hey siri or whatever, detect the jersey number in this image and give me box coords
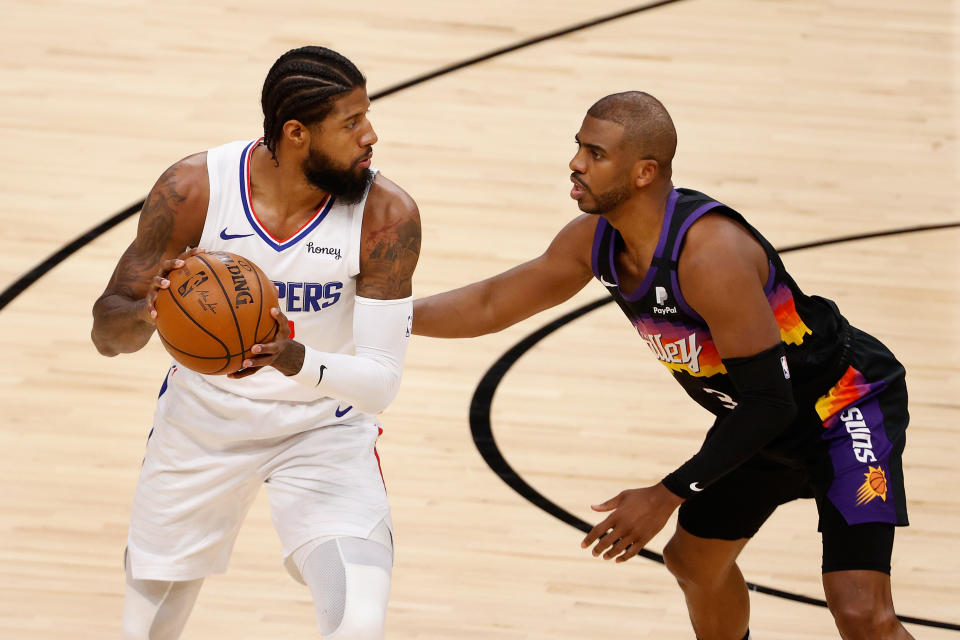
[703,387,738,410]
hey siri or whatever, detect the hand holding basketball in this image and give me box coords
[141,247,205,324]
[154,250,280,374]
[226,307,302,379]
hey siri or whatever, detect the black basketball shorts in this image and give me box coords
[677,327,908,574]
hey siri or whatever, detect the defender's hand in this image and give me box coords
[227,308,298,379]
[581,483,684,563]
[141,247,204,324]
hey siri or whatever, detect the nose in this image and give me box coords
[361,121,378,148]
[569,148,586,174]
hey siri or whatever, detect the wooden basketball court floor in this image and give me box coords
[1,0,957,637]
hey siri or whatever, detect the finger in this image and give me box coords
[228,366,264,379]
[603,533,636,560]
[616,542,643,563]
[591,491,624,512]
[158,258,186,276]
[581,517,614,548]
[270,306,289,325]
[269,308,291,339]
[249,336,288,355]
[582,516,618,552]
[240,351,279,368]
[592,525,625,557]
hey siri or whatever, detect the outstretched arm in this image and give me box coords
[90,154,208,356]
[413,214,598,338]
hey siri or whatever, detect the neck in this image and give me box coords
[250,144,330,218]
[601,181,674,250]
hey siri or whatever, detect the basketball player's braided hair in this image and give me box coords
[261,46,366,161]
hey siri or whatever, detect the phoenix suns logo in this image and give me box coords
[855,466,888,506]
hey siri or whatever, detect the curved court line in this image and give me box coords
[469,223,960,631]
[0,0,955,628]
[0,0,685,312]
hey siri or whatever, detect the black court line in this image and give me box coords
[1,0,956,629]
[0,0,684,312]
[469,222,960,631]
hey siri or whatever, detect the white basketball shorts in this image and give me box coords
[125,367,391,582]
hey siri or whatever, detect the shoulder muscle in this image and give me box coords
[357,173,422,299]
[678,213,779,358]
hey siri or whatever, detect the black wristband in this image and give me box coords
[662,343,797,499]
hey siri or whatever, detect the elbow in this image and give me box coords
[769,395,798,435]
[91,328,119,357]
[353,374,402,415]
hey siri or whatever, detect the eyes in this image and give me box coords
[573,139,603,160]
[345,110,371,131]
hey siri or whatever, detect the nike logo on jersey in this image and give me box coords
[689,482,704,492]
[600,275,617,288]
[316,365,327,386]
[335,405,353,418]
[219,228,254,240]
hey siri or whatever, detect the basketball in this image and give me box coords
[154,251,280,374]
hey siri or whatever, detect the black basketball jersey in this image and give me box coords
[591,188,850,418]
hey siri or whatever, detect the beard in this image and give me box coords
[302,147,374,205]
[576,178,632,215]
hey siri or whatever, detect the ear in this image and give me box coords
[633,159,660,189]
[281,119,310,150]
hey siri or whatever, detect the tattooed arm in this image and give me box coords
[239,174,420,413]
[356,174,421,300]
[91,154,208,356]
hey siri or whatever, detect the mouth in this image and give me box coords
[356,150,373,169]
[570,174,588,200]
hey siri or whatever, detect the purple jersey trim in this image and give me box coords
[590,217,606,280]
[608,190,679,301]
[670,201,724,261]
[610,238,659,302]
[670,269,705,325]
[662,199,723,323]
[656,190,681,259]
[764,260,776,295]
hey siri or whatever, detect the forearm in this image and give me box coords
[662,344,797,499]
[290,296,411,413]
[413,282,500,338]
[91,295,155,356]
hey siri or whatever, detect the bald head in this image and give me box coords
[587,91,677,179]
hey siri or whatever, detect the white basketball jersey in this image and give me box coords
[168,138,376,421]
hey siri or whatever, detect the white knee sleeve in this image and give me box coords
[121,551,204,640]
[295,521,393,639]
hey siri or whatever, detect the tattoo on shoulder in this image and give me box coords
[358,216,422,299]
[105,165,186,297]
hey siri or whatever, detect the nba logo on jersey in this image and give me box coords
[781,355,791,380]
[656,286,669,305]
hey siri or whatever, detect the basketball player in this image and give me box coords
[91,46,419,639]
[413,92,913,640]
